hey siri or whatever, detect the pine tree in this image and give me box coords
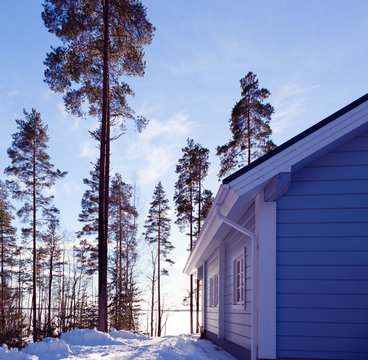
[42,0,154,332]
[77,160,100,276]
[41,214,62,336]
[0,180,17,346]
[5,108,67,342]
[143,182,173,337]
[174,139,212,333]
[78,160,99,239]
[109,173,139,330]
[12,243,28,348]
[217,72,276,179]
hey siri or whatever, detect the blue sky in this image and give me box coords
[0,0,367,315]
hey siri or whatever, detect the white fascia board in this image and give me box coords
[231,101,368,198]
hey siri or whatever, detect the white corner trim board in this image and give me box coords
[256,190,276,359]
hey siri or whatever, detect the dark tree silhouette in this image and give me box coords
[42,0,154,331]
[0,180,17,344]
[143,182,173,337]
[174,138,212,333]
[5,109,66,342]
[217,72,276,179]
[109,173,139,330]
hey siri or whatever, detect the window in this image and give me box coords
[233,253,245,305]
[209,273,218,307]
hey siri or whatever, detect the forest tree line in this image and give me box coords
[1,0,276,348]
[0,67,276,348]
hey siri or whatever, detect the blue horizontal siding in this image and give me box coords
[278,279,368,294]
[276,130,368,359]
[278,307,368,324]
[337,134,368,151]
[277,251,368,265]
[278,222,368,237]
[285,179,368,195]
[311,150,368,166]
[277,321,368,338]
[277,336,368,352]
[292,165,368,181]
[277,265,368,279]
[278,293,368,308]
[278,208,368,223]
[278,349,368,360]
[277,237,368,251]
[278,193,368,209]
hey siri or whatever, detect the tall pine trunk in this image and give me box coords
[47,248,53,335]
[247,104,251,165]
[189,184,193,334]
[32,143,37,342]
[0,230,4,333]
[196,172,202,333]
[157,200,161,336]
[17,253,23,340]
[118,206,122,329]
[60,247,66,333]
[98,0,110,333]
[150,270,155,336]
[125,245,130,329]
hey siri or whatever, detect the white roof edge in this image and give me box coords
[184,96,368,275]
[231,100,368,194]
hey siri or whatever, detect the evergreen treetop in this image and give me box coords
[143,182,173,265]
[217,72,276,179]
[5,108,67,222]
[42,0,154,131]
[174,138,212,244]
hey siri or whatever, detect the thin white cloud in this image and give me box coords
[42,89,54,102]
[140,112,192,140]
[57,102,68,119]
[272,84,320,134]
[126,111,196,185]
[63,181,81,196]
[56,102,82,132]
[79,139,99,158]
[8,90,20,97]
[138,145,174,184]
[165,53,215,77]
[136,100,164,119]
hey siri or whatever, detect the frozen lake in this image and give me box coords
[139,309,202,335]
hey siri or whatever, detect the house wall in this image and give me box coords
[206,248,219,335]
[203,202,255,359]
[223,202,255,350]
[276,129,368,359]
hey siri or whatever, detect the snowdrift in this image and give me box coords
[0,329,235,360]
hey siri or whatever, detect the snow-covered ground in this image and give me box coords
[0,329,236,360]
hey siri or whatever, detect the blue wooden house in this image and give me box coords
[184,94,368,360]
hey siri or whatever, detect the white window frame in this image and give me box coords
[233,250,246,306]
[209,273,218,307]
